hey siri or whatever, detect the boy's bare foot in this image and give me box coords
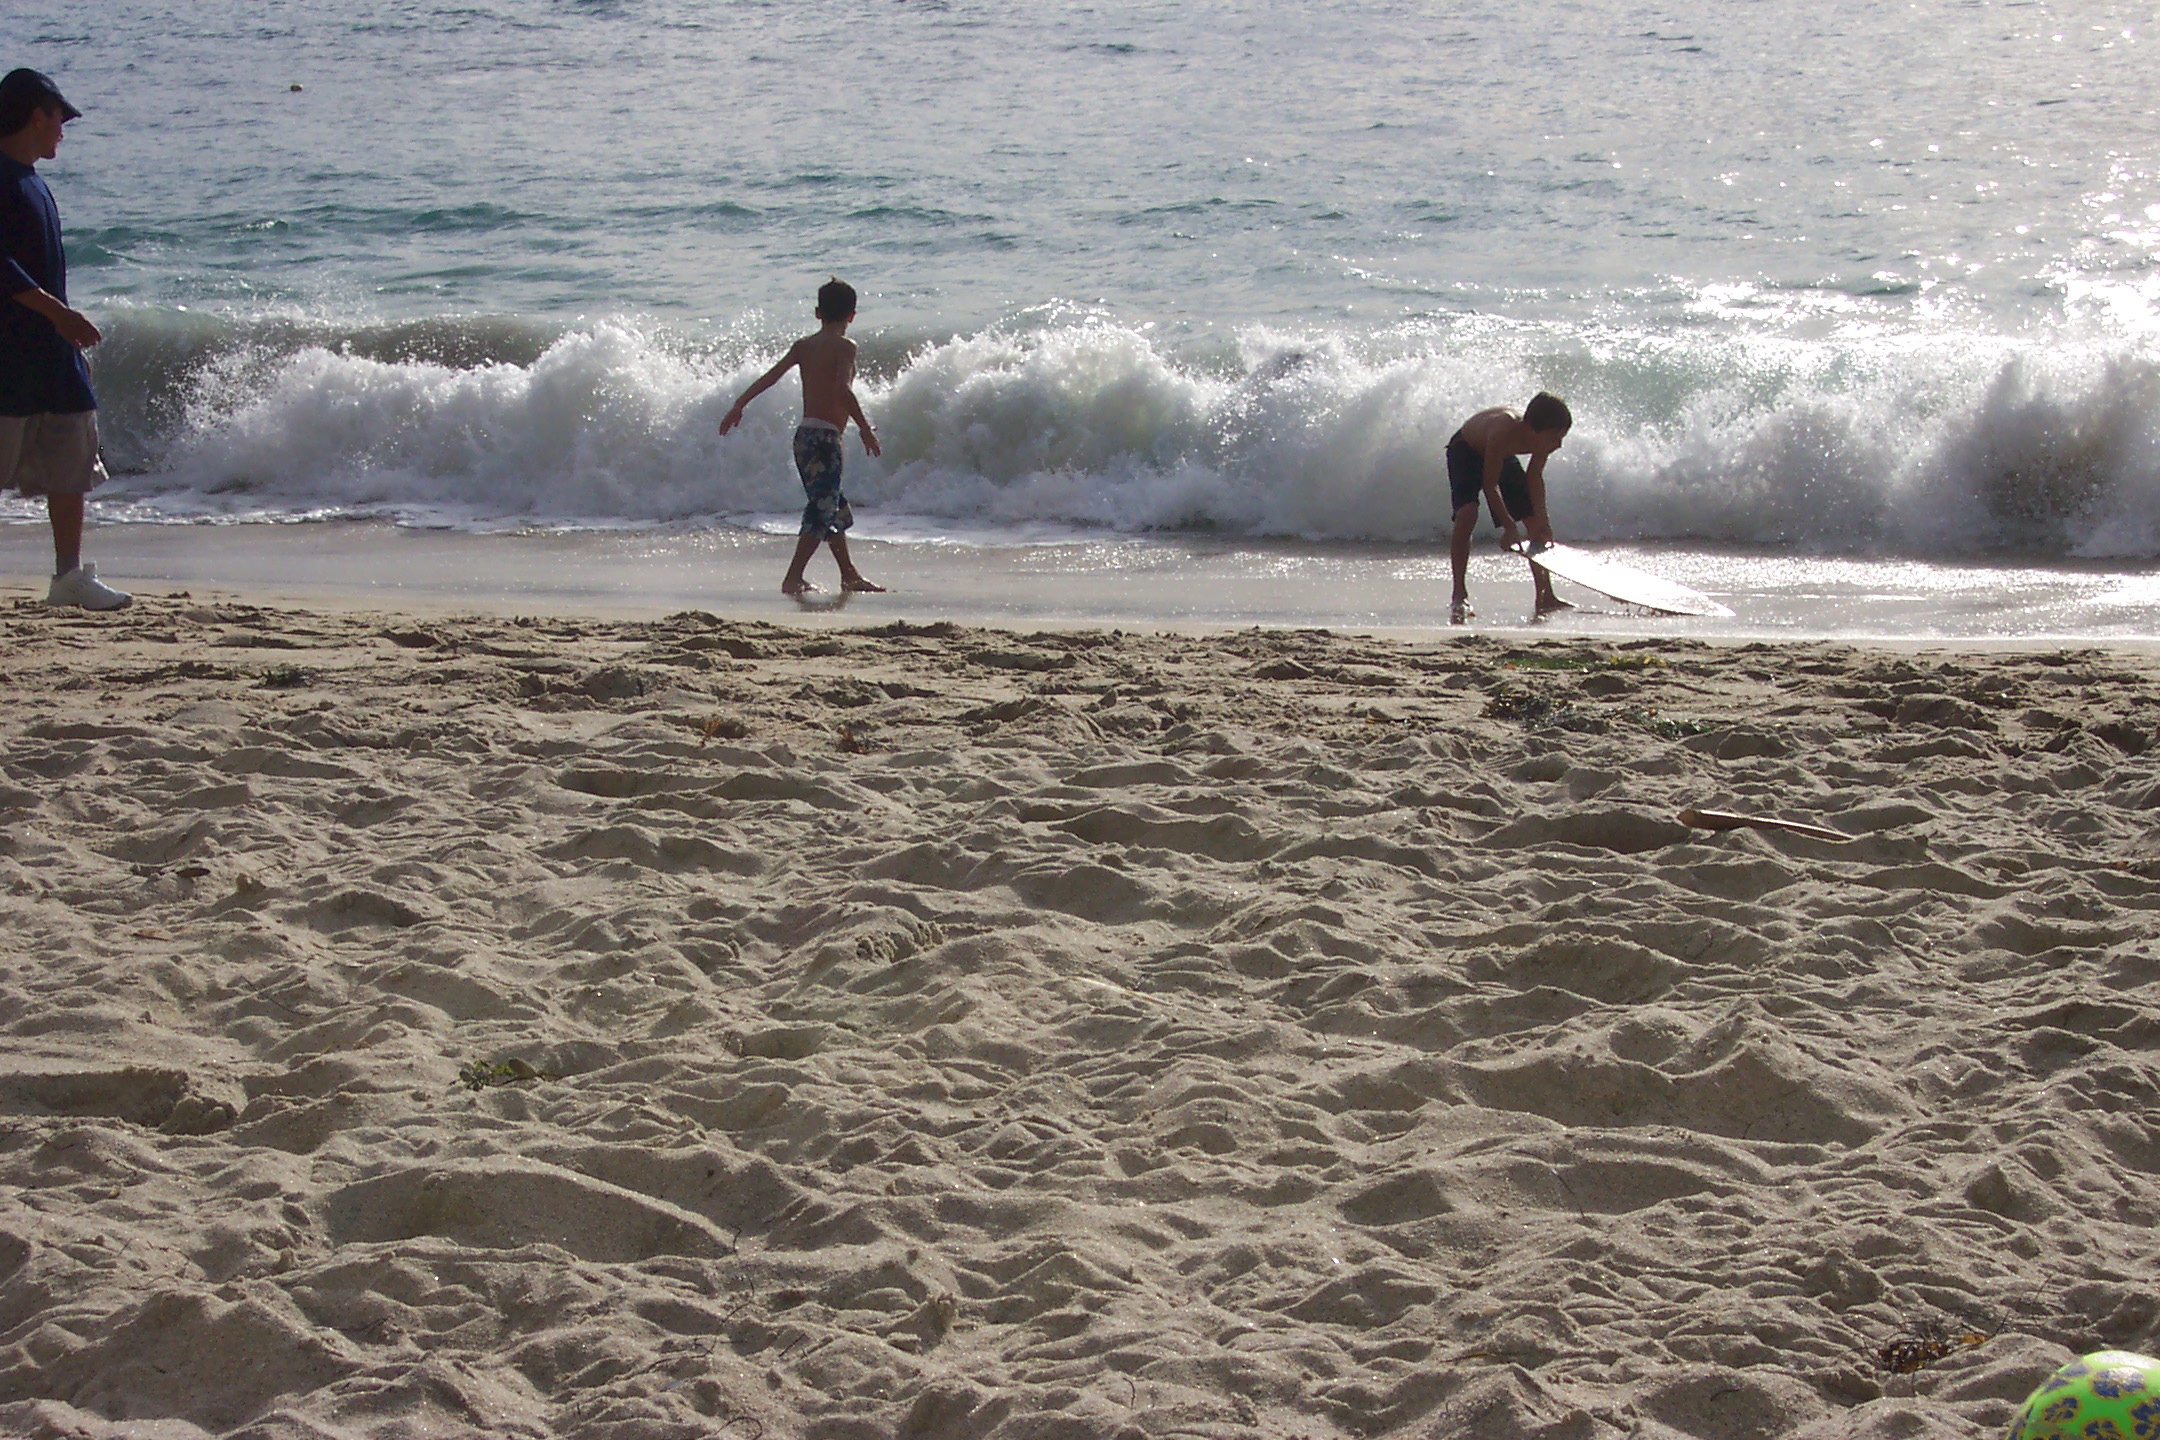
[1449,597,1474,625]
[1535,595,1576,615]
[782,579,820,596]
[841,576,885,593]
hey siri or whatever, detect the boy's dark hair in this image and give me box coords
[816,277,857,322]
[1524,392,1572,436]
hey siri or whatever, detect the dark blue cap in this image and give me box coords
[0,69,83,128]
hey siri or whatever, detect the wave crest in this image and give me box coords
[80,307,2160,558]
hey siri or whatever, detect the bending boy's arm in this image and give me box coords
[718,342,802,435]
[1523,452,1555,544]
[1482,448,1522,542]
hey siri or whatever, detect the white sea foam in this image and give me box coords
[75,308,2160,560]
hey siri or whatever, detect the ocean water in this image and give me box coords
[4,0,2160,633]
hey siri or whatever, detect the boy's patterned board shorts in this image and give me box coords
[792,421,854,538]
[0,411,107,497]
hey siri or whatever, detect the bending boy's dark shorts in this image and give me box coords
[1446,432,1532,527]
[792,421,854,538]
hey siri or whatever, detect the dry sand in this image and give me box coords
[3,597,2159,1439]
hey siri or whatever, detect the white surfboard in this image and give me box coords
[1512,542,1734,617]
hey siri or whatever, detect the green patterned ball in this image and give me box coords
[2009,1352,2160,1440]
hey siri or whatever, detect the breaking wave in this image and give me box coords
[66,304,2160,559]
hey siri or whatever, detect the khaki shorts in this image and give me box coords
[0,411,108,497]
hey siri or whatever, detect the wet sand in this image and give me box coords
[10,518,2157,640]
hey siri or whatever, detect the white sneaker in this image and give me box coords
[47,562,133,611]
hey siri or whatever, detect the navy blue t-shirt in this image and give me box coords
[0,153,97,417]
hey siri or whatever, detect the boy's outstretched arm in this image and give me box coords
[1523,451,1556,545]
[718,341,804,435]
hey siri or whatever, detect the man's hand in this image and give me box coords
[860,425,881,458]
[1502,521,1524,550]
[52,307,100,348]
[718,404,744,436]
[1527,515,1553,547]
[14,288,101,348]
[13,287,100,345]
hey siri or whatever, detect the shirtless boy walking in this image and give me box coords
[719,277,884,596]
[1446,392,1572,623]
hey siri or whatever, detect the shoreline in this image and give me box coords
[8,518,2160,644]
[3,597,2158,1436]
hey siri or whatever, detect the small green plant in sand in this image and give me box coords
[455,1057,558,1091]
[1617,706,1715,740]
[1483,683,1604,733]
[1503,652,1666,673]
[1486,682,1711,741]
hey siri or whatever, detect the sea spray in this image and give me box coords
[68,308,2160,559]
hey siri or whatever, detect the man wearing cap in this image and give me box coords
[1,67,129,610]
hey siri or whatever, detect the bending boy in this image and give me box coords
[719,277,884,596]
[1446,391,1571,623]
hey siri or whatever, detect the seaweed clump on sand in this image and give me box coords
[456,1057,557,1092]
[1483,681,1605,734]
[1875,1314,1991,1376]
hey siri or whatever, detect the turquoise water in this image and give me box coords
[4,0,2160,628]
